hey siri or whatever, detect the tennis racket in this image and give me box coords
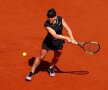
[77,41,100,54]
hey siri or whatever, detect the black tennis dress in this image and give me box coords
[42,16,65,51]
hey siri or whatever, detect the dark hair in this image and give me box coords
[47,8,56,18]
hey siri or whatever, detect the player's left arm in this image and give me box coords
[62,18,77,44]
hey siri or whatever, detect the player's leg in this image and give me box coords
[31,49,48,73]
[48,50,62,77]
[26,49,48,81]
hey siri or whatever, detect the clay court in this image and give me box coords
[0,0,108,90]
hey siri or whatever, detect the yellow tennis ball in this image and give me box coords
[22,52,27,56]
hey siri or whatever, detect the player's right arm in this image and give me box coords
[45,27,72,42]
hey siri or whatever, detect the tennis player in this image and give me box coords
[26,8,77,81]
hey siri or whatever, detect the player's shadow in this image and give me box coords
[28,57,89,75]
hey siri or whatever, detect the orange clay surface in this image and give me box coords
[0,0,108,90]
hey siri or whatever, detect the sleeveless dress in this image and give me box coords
[42,16,65,51]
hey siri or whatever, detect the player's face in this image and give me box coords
[48,16,57,24]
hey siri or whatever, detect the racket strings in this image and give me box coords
[83,43,100,53]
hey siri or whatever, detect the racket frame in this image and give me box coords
[77,41,100,54]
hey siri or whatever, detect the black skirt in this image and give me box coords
[42,36,65,51]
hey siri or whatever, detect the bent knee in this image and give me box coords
[38,49,48,60]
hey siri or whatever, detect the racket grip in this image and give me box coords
[72,42,78,45]
[76,42,78,45]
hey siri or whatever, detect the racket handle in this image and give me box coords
[71,42,78,45]
[76,42,78,45]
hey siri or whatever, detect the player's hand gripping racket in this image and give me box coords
[76,41,100,54]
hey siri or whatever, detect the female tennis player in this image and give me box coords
[26,8,77,81]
